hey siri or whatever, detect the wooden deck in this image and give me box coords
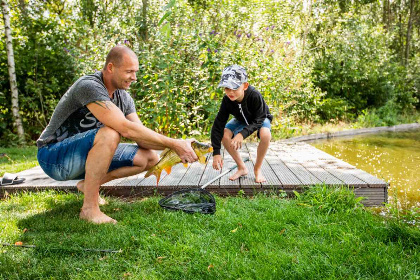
[0,143,388,206]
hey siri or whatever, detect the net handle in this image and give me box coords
[200,158,250,189]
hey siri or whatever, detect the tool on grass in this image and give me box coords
[1,243,122,253]
[159,158,250,214]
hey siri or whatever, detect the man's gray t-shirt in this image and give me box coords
[37,71,136,148]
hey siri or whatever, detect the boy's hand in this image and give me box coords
[212,155,223,170]
[230,133,244,150]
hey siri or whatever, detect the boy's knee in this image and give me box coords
[259,128,271,141]
[222,129,233,142]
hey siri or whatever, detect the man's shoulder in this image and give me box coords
[71,72,106,93]
[76,72,104,86]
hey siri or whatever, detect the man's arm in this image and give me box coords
[87,101,197,163]
[126,112,142,124]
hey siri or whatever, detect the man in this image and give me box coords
[37,45,198,224]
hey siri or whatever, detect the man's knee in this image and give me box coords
[95,126,121,147]
[133,148,159,169]
[146,149,159,166]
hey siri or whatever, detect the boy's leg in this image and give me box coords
[222,128,248,180]
[254,127,271,183]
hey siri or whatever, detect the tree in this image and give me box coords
[1,0,25,144]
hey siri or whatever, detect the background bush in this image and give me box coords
[1,0,419,145]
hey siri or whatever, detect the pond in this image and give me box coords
[310,129,420,210]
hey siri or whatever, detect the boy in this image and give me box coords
[211,65,273,183]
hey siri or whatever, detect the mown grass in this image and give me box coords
[1,188,419,280]
[0,146,38,177]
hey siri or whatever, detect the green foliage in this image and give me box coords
[295,184,365,214]
[310,2,418,122]
[0,146,38,176]
[0,0,419,143]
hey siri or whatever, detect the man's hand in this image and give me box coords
[172,138,198,164]
[212,154,223,170]
[230,133,244,150]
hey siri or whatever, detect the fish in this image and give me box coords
[145,141,213,185]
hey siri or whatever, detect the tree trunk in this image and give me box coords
[1,0,26,144]
[141,0,148,41]
[302,0,312,56]
[382,0,390,32]
[404,0,415,65]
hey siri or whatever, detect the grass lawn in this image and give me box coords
[0,146,38,177]
[0,145,419,279]
[1,188,419,279]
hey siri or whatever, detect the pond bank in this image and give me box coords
[279,123,420,142]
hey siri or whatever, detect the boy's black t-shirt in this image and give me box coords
[211,85,273,156]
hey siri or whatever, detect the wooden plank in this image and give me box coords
[299,160,344,185]
[282,160,321,186]
[219,150,241,188]
[177,161,208,187]
[2,142,388,206]
[239,157,261,188]
[14,166,59,186]
[102,178,127,187]
[116,173,145,186]
[263,146,301,187]
[199,157,221,189]
[156,163,189,189]
[245,143,280,188]
[268,144,322,186]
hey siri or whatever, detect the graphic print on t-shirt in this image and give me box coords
[54,106,103,142]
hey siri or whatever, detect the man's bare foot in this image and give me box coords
[229,168,248,181]
[80,207,117,224]
[254,169,266,183]
[77,180,107,205]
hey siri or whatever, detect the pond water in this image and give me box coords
[310,129,420,210]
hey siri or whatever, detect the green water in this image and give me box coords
[311,129,420,209]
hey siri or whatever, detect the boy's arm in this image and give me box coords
[211,98,230,156]
[239,93,267,139]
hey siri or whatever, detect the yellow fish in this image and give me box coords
[145,141,213,185]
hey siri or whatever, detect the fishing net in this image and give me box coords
[158,158,248,215]
[158,188,216,214]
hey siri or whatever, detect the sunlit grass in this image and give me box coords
[0,189,419,279]
[0,147,38,177]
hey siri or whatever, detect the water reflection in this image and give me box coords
[311,129,420,210]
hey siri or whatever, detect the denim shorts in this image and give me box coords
[37,128,139,181]
[225,118,271,139]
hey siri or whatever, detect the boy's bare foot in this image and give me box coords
[77,180,107,205]
[229,168,248,181]
[80,207,117,224]
[254,169,266,183]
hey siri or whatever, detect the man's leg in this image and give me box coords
[222,128,248,181]
[254,127,271,183]
[79,126,122,224]
[77,148,159,202]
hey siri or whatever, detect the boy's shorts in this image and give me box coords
[37,128,139,181]
[225,118,271,139]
